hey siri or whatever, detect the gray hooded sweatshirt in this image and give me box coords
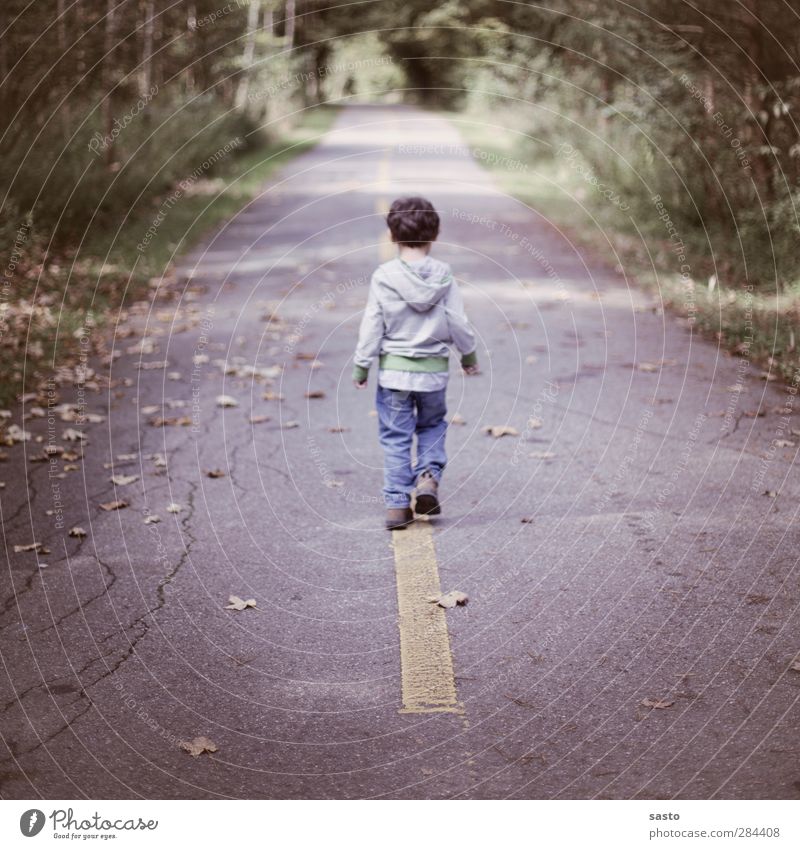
[353,257,477,381]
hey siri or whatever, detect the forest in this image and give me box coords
[1,1,798,394]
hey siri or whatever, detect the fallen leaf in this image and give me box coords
[790,658,800,672]
[99,500,128,511]
[180,736,218,758]
[763,489,778,498]
[641,697,674,709]
[14,542,48,553]
[150,416,192,427]
[432,590,469,609]
[637,362,659,373]
[144,515,161,524]
[529,451,556,460]
[166,503,182,513]
[328,426,349,433]
[216,395,238,408]
[527,417,543,429]
[249,414,271,424]
[283,420,299,429]
[325,479,344,488]
[140,405,160,415]
[225,595,256,611]
[64,464,79,472]
[295,352,316,360]
[68,527,87,538]
[111,474,139,486]
[206,469,226,478]
[6,424,31,442]
[521,517,534,524]
[62,428,88,442]
[482,425,519,438]
[262,391,284,401]
[774,439,795,448]
[450,412,466,425]
[304,390,325,399]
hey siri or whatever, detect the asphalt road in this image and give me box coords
[1,104,799,800]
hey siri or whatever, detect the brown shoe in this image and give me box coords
[385,507,413,530]
[414,470,441,515]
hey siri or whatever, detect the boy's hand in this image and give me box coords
[462,364,480,376]
[354,379,368,389]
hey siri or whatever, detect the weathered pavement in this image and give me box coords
[1,104,799,800]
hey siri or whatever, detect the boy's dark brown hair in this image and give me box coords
[386,196,440,247]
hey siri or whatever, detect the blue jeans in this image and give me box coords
[375,386,448,508]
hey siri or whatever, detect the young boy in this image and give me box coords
[353,196,479,530]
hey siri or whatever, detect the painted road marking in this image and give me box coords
[393,521,461,714]
[376,145,460,714]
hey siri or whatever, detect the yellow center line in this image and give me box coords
[375,145,461,714]
[392,521,462,714]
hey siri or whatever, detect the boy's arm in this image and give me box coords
[352,279,384,383]
[444,277,478,370]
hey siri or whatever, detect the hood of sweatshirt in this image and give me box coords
[378,257,452,313]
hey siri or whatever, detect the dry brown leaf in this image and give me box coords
[249,414,271,424]
[295,352,316,360]
[304,390,325,399]
[527,417,543,429]
[150,416,192,427]
[450,412,466,425]
[111,474,139,486]
[68,527,87,538]
[482,424,519,438]
[432,590,469,609]
[763,489,778,498]
[225,595,256,611]
[166,503,182,514]
[62,428,88,442]
[180,736,218,757]
[529,451,556,460]
[283,420,300,429]
[327,426,349,433]
[641,697,674,709]
[99,500,128,511]
[216,395,238,408]
[637,362,659,373]
[14,542,48,553]
[144,515,161,524]
[774,439,795,448]
[521,517,534,524]
[262,391,284,401]
[790,658,800,672]
[206,469,226,478]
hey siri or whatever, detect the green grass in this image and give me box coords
[449,112,800,386]
[1,105,340,406]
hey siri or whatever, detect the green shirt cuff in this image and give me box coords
[461,350,478,367]
[353,365,369,382]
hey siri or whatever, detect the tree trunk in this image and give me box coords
[285,0,296,48]
[102,0,118,167]
[140,0,155,100]
[235,1,261,111]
